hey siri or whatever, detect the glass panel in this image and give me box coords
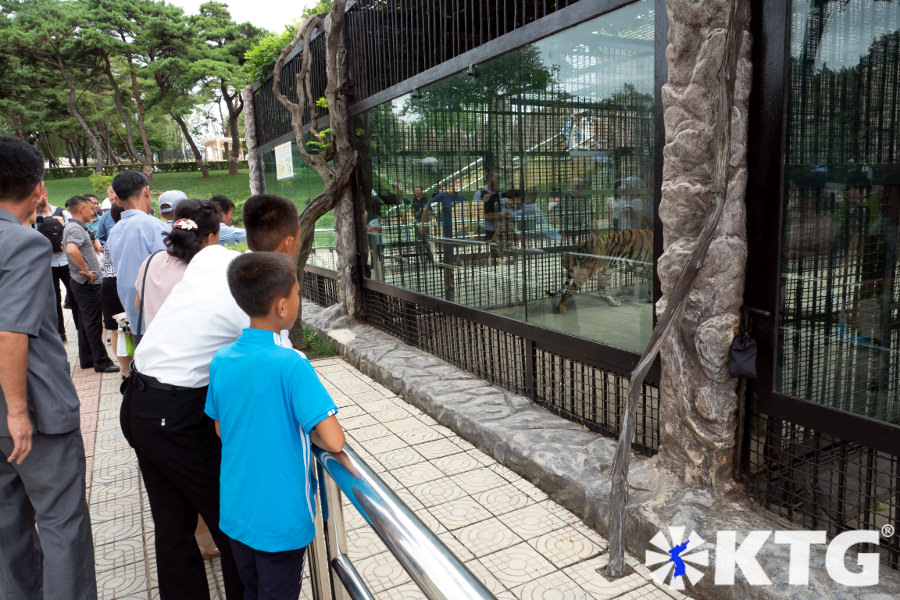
[779,0,900,423]
[355,1,655,352]
[261,139,333,268]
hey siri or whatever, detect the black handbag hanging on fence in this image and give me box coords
[729,328,758,379]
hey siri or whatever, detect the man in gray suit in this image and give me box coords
[0,136,97,599]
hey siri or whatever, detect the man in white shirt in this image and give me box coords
[120,194,300,600]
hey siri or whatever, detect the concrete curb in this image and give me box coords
[303,301,900,600]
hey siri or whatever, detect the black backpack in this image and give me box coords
[37,208,65,252]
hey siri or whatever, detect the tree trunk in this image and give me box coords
[333,186,361,316]
[12,115,25,140]
[172,113,210,178]
[271,0,360,336]
[39,133,57,167]
[221,83,243,175]
[241,86,266,195]
[99,120,116,165]
[64,135,76,166]
[119,43,154,179]
[102,55,143,170]
[57,54,104,172]
[606,0,751,577]
[114,130,139,163]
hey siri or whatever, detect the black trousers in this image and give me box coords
[120,374,243,600]
[51,265,79,335]
[230,539,306,600]
[69,279,112,370]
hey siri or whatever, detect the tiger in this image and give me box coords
[548,228,653,313]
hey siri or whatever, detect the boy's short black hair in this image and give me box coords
[209,194,235,214]
[112,170,149,202]
[243,194,299,251]
[227,252,297,317]
[0,136,44,203]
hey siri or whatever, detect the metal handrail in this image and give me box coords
[309,443,495,600]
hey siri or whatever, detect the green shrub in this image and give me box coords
[44,160,249,180]
[89,172,113,197]
[303,327,336,358]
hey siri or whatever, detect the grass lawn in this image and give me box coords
[45,168,334,233]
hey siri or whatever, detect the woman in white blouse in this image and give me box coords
[134,199,221,329]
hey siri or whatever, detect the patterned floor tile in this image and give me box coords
[475,484,535,516]
[500,504,568,540]
[354,551,411,593]
[464,558,511,596]
[358,433,408,454]
[340,413,380,430]
[427,497,493,530]
[449,467,508,495]
[93,535,146,571]
[379,581,429,599]
[511,570,590,599]
[350,423,391,442]
[335,403,366,418]
[562,555,648,599]
[92,512,145,547]
[452,517,522,558]
[346,527,389,560]
[91,489,143,524]
[511,478,550,502]
[412,438,465,459]
[375,446,426,470]
[383,416,430,434]
[409,477,467,508]
[390,462,445,487]
[95,558,150,599]
[478,542,556,588]
[616,583,686,599]
[528,528,604,568]
[393,489,427,513]
[363,400,412,421]
[437,530,475,562]
[467,448,495,465]
[431,452,483,476]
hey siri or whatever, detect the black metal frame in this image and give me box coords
[255,0,650,156]
[744,0,899,568]
[302,268,660,454]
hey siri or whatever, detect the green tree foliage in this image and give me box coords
[192,2,266,174]
[0,0,268,175]
[401,45,557,121]
[244,0,333,83]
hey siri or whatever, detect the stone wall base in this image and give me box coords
[303,301,899,599]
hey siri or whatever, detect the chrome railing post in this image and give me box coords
[314,444,496,600]
[308,463,336,600]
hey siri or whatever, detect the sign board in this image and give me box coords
[275,141,294,180]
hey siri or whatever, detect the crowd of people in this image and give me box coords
[0,135,345,600]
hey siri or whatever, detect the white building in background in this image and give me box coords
[202,136,246,161]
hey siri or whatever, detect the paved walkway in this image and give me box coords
[64,315,691,599]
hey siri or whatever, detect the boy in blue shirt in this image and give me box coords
[206,251,345,600]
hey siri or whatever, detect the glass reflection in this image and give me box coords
[779,0,900,422]
[353,1,655,352]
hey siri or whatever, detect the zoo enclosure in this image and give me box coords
[254,0,900,569]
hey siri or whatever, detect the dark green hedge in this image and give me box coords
[43,160,249,180]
